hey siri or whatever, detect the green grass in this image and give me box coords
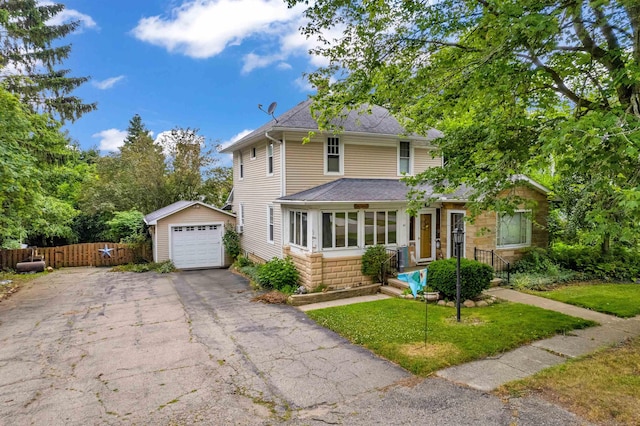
[306,298,595,376]
[500,336,640,425]
[529,283,640,318]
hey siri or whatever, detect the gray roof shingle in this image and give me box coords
[220,100,442,153]
[276,178,473,203]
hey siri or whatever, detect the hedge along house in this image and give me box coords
[220,100,551,290]
[144,200,236,270]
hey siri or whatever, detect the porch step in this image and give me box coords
[387,277,410,291]
[490,277,503,287]
[379,285,405,298]
[380,277,410,298]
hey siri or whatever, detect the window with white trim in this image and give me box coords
[239,152,244,179]
[289,211,308,247]
[326,137,341,173]
[497,210,532,247]
[364,210,397,246]
[239,203,245,226]
[399,141,411,174]
[267,143,273,175]
[322,211,358,249]
[267,205,274,242]
[251,147,256,159]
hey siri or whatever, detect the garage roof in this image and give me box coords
[144,200,235,225]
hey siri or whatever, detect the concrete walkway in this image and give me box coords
[437,287,640,391]
[298,286,640,392]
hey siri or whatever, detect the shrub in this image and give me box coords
[256,257,299,291]
[428,258,493,300]
[234,255,253,268]
[511,270,578,291]
[513,247,558,274]
[239,265,260,283]
[222,223,241,260]
[361,245,393,283]
[549,243,640,281]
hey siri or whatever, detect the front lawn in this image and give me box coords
[529,283,640,318]
[306,299,595,376]
[500,336,640,425]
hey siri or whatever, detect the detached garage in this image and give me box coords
[144,201,236,269]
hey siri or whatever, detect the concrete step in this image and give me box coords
[387,277,409,290]
[379,285,405,298]
[490,277,503,287]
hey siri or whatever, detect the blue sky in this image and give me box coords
[55,0,329,164]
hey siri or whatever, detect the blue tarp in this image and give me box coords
[396,269,428,298]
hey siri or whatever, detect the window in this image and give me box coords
[364,210,397,246]
[399,141,411,174]
[239,203,245,226]
[497,211,532,247]
[289,211,308,247]
[322,211,358,249]
[267,206,274,243]
[267,143,273,175]
[251,147,256,159]
[326,137,341,174]
[239,152,244,179]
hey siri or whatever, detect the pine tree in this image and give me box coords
[0,0,96,122]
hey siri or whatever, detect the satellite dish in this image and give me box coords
[258,101,278,123]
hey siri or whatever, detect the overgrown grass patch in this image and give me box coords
[500,336,640,425]
[306,298,595,376]
[529,283,640,318]
[0,270,49,301]
[110,260,177,273]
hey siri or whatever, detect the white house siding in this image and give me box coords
[414,147,442,172]
[155,206,235,266]
[284,132,441,195]
[232,140,283,262]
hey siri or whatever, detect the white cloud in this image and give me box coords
[219,129,253,152]
[132,0,302,58]
[131,0,333,73]
[293,76,314,92]
[93,75,125,90]
[93,129,127,152]
[40,2,98,31]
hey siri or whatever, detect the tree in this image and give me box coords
[291,0,640,251]
[0,86,75,246]
[81,114,169,214]
[0,0,96,122]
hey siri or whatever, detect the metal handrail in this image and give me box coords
[474,247,510,285]
[381,248,399,285]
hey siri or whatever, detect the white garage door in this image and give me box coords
[171,224,222,269]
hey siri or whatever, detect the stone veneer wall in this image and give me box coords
[283,246,373,290]
[441,185,549,264]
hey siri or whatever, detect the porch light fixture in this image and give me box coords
[453,227,465,322]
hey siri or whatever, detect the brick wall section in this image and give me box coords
[441,185,549,264]
[321,256,373,290]
[283,247,373,290]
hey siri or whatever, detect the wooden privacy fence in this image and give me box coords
[0,242,152,270]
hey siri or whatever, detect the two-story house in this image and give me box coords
[220,99,550,290]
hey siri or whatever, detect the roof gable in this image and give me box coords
[220,100,442,153]
[144,200,235,225]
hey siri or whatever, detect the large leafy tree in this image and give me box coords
[0,0,96,121]
[0,86,75,246]
[291,0,640,250]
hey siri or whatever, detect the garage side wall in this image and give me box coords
[156,206,236,267]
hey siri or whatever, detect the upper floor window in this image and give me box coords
[289,211,308,248]
[267,143,273,175]
[267,205,274,243]
[497,210,531,248]
[399,141,411,174]
[251,147,256,159]
[239,152,244,179]
[326,137,342,174]
[364,210,397,246]
[322,211,357,249]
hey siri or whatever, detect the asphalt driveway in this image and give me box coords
[0,268,590,425]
